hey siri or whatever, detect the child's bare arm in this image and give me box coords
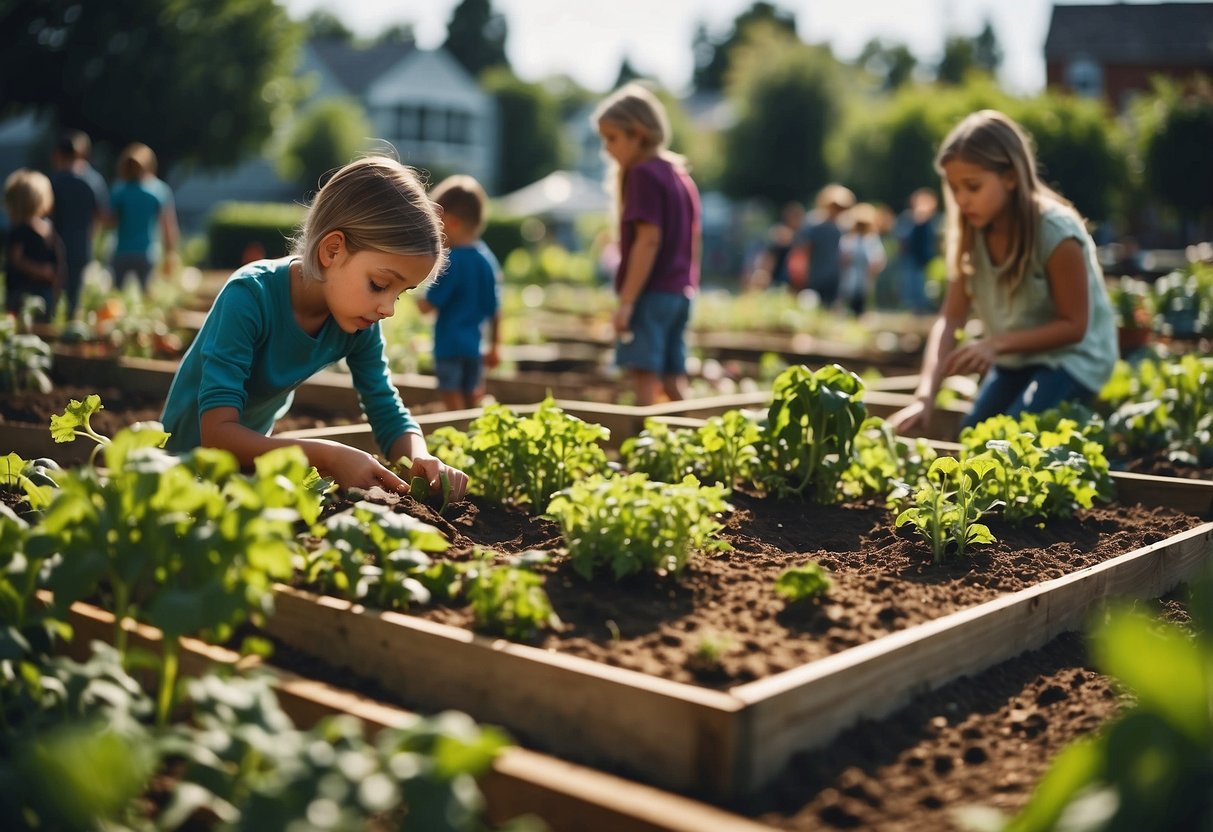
[200,406,408,492]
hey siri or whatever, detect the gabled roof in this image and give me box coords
[1045,3,1213,64]
[308,37,416,95]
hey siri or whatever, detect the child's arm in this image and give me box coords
[159,197,179,276]
[944,239,1088,376]
[484,312,501,369]
[613,221,661,334]
[889,275,970,434]
[200,406,410,491]
[415,296,435,314]
[6,239,58,284]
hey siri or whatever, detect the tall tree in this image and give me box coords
[857,38,918,91]
[613,57,643,90]
[0,0,300,174]
[304,9,353,41]
[973,20,1003,75]
[692,2,798,93]
[936,35,978,85]
[1139,79,1213,242]
[480,68,563,194]
[719,23,842,206]
[442,0,509,78]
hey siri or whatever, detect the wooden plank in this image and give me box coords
[731,521,1213,792]
[1109,470,1213,519]
[264,587,746,796]
[58,596,770,832]
[2,424,91,465]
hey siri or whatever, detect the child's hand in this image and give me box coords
[405,453,469,503]
[328,445,409,493]
[484,345,500,370]
[612,301,633,337]
[888,397,933,436]
[945,340,996,376]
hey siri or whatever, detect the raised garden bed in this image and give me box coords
[57,596,773,832]
[255,471,1211,800]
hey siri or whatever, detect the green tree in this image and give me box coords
[1014,92,1126,222]
[277,98,372,193]
[481,68,563,194]
[692,2,798,93]
[303,9,353,41]
[614,57,644,89]
[0,0,300,173]
[719,24,843,206]
[973,20,1003,75]
[836,80,1003,209]
[442,0,509,78]
[936,36,979,85]
[857,38,919,91]
[1139,79,1213,241]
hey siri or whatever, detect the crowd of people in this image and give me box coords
[3,100,1120,494]
[3,130,178,323]
[743,181,941,318]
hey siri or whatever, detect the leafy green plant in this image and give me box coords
[35,434,323,726]
[840,416,939,502]
[775,562,833,602]
[960,411,1113,522]
[760,364,867,502]
[0,316,52,394]
[427,397,610,513]
[304,501,451,611]
[546,473,733,580]
[464,551,561,641]
[895,456,1002,564]
[622,410,761,488]
[0,453,57,511]
[1100,354,1213,469]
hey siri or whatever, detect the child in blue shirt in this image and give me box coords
[416,175,501,411]
[161,156,468,499]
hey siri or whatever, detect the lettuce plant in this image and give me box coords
[0,453,57,511]
[895,456,1002,563]
[840,416,938,502]
[0,316,52,394]
[774,562,832,602]
[464,551,561,641]
[546,473,732,580]
[760,364,867,502]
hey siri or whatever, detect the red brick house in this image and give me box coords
[1044,2,1213,111]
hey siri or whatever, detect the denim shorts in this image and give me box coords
[614,291,692,375]
[434,356,483,393]
[962,364,1094,430]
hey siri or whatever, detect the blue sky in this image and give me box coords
[284,0,1202,95]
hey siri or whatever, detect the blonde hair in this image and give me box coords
[430,174,488,235]
[936,109,1073,296]
[4,168,53,223]
[117,142,157,181]
[815,183,855,213]
[592,82,687,222]
[289,156,447,282]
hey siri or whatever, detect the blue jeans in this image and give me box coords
[962,364,1094,430]
[434,356,483,394]
[615,291,691,375]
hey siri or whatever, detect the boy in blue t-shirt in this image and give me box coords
[416,175,501,410]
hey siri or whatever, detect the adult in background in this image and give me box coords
[110,142,178,293]
[794,183,855,306]
[49,130,108,320]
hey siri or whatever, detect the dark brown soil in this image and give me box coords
[341,488,1199,689]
